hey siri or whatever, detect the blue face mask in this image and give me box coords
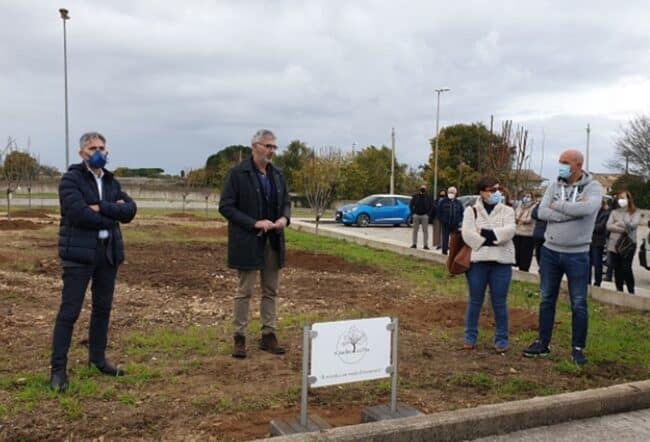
[489,190,502,205]
[88,150,107,169]
[522,196,531,204]
[558,164,571,180]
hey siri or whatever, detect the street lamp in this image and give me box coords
[433,88,450,197]
[59,8,70,170]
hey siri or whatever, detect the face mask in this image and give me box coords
[558,164,572,180]
[419,188,425,194]
[489,191,502,205]
[618,198,628,209]
[448,194,456,200]
[522,196,531,204]
[87,150,108,169]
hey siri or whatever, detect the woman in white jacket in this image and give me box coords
[606,190,641,294]
[461,177,516,353]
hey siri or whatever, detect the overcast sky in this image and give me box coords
[1,1,649,181]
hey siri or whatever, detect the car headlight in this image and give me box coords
[343,206,358,214]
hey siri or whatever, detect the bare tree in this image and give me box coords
[607,115,650,177]
[1,138,38,220]
[295,147,343,249]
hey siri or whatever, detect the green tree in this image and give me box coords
[205,145,251,189]
[274,140,311,191]
[424,123,500,196]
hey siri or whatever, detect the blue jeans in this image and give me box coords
[538,246,589,349]
[464,262,512,348]
[589,245,604,286]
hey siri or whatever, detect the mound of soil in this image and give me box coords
[8,209,53,219]
[0,219,46,230]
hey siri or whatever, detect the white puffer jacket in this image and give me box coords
[461,199,516,264]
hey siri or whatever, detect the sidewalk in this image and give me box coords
[290,218,650,306]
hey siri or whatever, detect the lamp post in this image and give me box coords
[390,128,395,194]
[59,8,70,170]
[433,88,450,197]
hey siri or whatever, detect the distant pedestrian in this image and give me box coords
[410,184,434,249]
[432,189,447,249]
[461,177,515,353]
[437,186,464,255]
[606,190,641,294]
[589,198,610,287]
[523,149,602,366]
[513,192,536,272]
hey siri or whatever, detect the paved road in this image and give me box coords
[304,218,650,297]
[472,408,650,441]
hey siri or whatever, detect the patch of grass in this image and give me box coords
[279,312,324,329]
[448,372,495,391]
[554,360,583,375]
[117,393,137,406]
[497,378,539,396]
[116,363,161,386]
[58,396,83,420]
[67,378,100,398]
[9,374,56,412]
[124,326,219,360]
[0,403,7,419]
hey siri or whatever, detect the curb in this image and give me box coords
[290,220,650,311]
[256,379,650,441]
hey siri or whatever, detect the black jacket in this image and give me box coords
[58,163,137,265]
[437,197,464,230]
[591,208,610,247]
[218,159,291,270]
[410,192,434,216]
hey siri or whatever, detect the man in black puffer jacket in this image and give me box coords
[50,131,137,392]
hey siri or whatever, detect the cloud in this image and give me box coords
[0,0,649,182]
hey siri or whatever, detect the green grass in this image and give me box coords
[449,372,495,391]
[117,393,137,406]
[58,396,83,420]
[116,363,162,386]
[124,326,220,360]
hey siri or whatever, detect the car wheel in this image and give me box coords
[356,213,370,227]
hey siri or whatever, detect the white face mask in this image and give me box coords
[618,198,628,209]
[448,193,456,200]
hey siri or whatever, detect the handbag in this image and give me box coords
[447,207,476,275]
[615,232,636,259]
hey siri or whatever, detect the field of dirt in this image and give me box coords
[0,212,647,441]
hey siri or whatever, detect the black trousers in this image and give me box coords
[513,235,535,272]
[610,251,635,294]
[534,238,545,268]
[441,225,452,254]
[51,241,118,372]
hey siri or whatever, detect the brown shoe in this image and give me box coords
[495,346,508,354]
[259,332,286,355]
[463,343,476,350]
[232,335,247,359]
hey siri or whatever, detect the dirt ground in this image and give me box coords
[0,212,645,441]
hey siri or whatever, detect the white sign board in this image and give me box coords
[310,317,392,388]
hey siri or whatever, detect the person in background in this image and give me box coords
[437,186,464,255]
[603,196,617,282]
[432,189,447,249]
[531,200,547,269]
[513,191,537,272]
[410,184,433,249]
[461,177,515,353]
[606,190,641,294]
[589,198,611,287]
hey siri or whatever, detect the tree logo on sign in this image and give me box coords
[335,325,370,364]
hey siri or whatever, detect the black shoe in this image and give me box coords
[49,370,68,392]
[89,360,125,377]
[435,246,441,250]
[232,335,247,359]
[572,347,587,366]
[603,276,612,282]
[522,340,550,358]
[259,332,286,355]
[410,244,417,249]
[423,246,430,250]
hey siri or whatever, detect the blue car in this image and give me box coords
[335,194,412,227]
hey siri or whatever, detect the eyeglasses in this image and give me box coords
[256,143,278,150]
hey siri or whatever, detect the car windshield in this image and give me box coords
[357,196,379,206]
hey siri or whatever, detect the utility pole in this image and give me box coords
[59,8,70,170]
[433,88,450,197]
[390,128,395,194]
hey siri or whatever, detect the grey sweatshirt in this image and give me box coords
[537,171,603,253]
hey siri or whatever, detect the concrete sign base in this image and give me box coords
[361,403,422,422]
[270,414,331,436]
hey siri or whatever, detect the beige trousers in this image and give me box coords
[233,243,280,337]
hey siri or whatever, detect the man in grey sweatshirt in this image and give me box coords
[522,149,602,366]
